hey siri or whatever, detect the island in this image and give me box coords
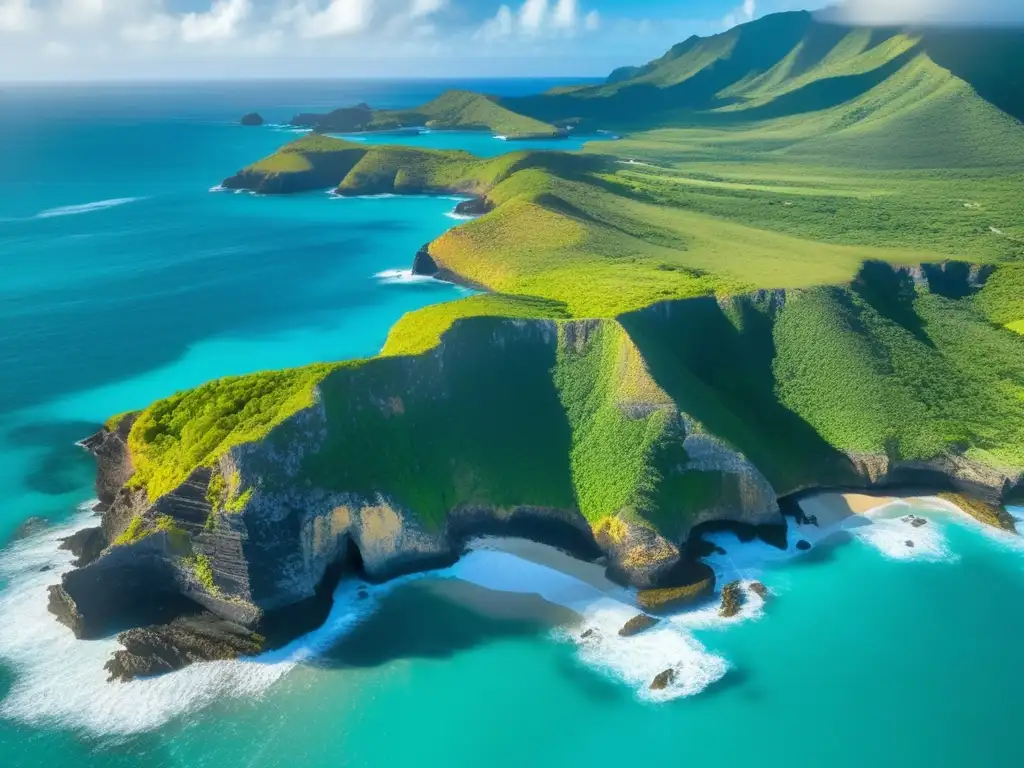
[49,10,1024,682]
[239,112,264,126]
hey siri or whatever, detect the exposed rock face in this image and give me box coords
[59,527,107,567]
[48,533,191,639]
[240,113,264,126]
[453,197,492,217]
[795,540,811,551]
[290,104,379,133]
[619,614,660,636]
[749,582,769,599]
[105,612,263,682]
[79,414,137,509]
[650,668,677,690]
[637,571,715,613]
[719,581,744,617]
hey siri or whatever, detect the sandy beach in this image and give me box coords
[798,492,898,528]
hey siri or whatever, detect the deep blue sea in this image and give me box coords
[1,80,1024,768]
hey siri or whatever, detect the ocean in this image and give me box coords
[1,81,1023,768]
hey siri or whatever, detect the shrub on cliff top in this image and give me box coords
[128,364,336,501]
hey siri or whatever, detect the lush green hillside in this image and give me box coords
[113,10,1024,574]
[506,12,1024,170]
[387,90,561,138]
[290,90,561,138]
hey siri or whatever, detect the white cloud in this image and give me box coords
[0,0,37,32]
[409,0,445,19]
[477,0,598,40]
[824,0,1024,25]
[284,0,374,39]
[476,3,513,40]
[181,0,251,43]
[552,0,575,30]
[519,0,546,34]
[722,0,755,29]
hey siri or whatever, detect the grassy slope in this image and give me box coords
[123,12,1024,532]
[384,90,560,137]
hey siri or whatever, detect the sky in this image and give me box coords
[0,0,1019,81]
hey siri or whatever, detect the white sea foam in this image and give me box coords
[208,184,227,193]
[34,197,144,219]
[451,543,732,702]
[0,508,380,736]
[373,268,437,285]
[445,212,474,221]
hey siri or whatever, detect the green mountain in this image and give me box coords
[507,11,1024,167]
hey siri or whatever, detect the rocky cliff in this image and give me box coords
[48,259,1023,679]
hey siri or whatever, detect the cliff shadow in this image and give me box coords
[314,580,563,669]
[619,295,856,494]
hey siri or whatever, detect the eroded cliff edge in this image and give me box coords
[49,262,1024,680]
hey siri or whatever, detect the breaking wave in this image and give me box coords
[34,198,145,219]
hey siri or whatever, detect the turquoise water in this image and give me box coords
[328,128,607,156]
[2,82,1024,768]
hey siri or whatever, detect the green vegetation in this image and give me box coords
[128,364,336,502]
[382,294,570,357]
[119,11,1024,549]
[187,554,217,593]
[113,516,148,547]
[104,411,133,432]
[112,514,189,553]
[385,90,560,138]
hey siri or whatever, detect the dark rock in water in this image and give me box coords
[906,540,915,548]
[581,628,596,640]
[411,244,439,277]
[748,582,769,599]
[10,516,49,542]
[453,197,492,217]
[650,668,677,691]
[637,570,715,613]
[105,612,264,682]
[719,581,744,618]
[59,526,107,567]
[48,533,193,639]
[240,112,264,126]
[357,588,369,600]
[795,539,812,551]
[911,517,927,528]
[39,564,53,573]
[619,613,660,636]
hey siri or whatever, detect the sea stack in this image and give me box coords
[240,112,264,126]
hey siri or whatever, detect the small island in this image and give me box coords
[239,112,264,126]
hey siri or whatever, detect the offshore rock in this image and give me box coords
[240,112,264,126]
[719,580,744,618]
[619,614,660,636]
[59,526,107,567]
[452,197,492,216]
[650,668,677,690]
[749,582,769,599]
[105,612,263,682]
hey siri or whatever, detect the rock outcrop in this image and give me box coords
[105,612,263,682]
[719,581,744,617]
[240,113,264,126]
[619,614,660,636]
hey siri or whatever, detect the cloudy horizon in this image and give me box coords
[0,1,1019,82]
